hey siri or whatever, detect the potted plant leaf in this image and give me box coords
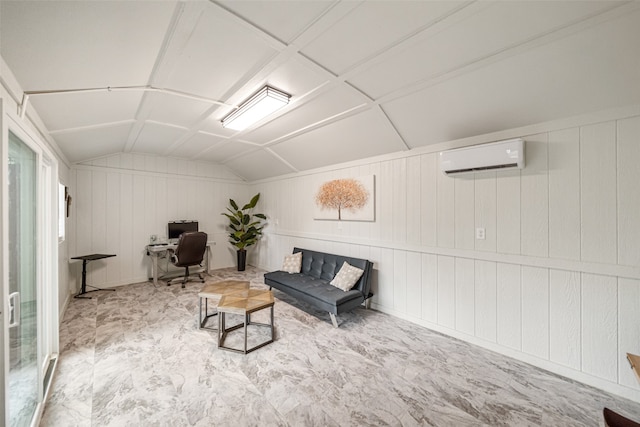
[222,193,267,271]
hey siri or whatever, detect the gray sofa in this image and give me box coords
[264,247,373,327]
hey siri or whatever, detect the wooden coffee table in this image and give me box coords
[217,289,274,354]
[198,280,250,330]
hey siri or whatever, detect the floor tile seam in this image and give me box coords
[239,364,296,426]
[282,402,343,426]
[86,300,100,426]
[55,299,99,425]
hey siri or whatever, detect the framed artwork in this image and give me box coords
[314,175,375,221]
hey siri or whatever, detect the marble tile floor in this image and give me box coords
[41,266,640,426]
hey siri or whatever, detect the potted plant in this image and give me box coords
[222,193,267,271]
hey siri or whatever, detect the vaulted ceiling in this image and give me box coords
[2,1,639,181]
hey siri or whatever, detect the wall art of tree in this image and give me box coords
[315,178,369,220]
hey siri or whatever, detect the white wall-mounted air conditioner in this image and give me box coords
[439,138,525,175]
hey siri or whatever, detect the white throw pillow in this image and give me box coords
[282,252,302,274]
[330,261,364,292]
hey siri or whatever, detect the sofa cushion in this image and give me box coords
[265,271,362,307]
[281,252,302,273]
[330,261,364,291]
[293,248,372,297]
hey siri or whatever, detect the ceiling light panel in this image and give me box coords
[222,86,290,131]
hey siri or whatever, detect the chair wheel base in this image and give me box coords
[167,273,204,289]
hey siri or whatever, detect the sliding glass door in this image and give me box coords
[7,130,39,426]
[2,105,59,427]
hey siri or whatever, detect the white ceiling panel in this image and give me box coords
[198,141,256,164]
[132,122,188,155]
[54,123,131,163]
[244,85,365,144]
[349,1,621,99]
[217,1,334,44]
[171,132,227,158]
[30,91,143,132]
[2,1,637,180]
[147,92,216,128]
[301,1,465,75]
[0,1,176,89]
[225,149,296,181]
[271,108,405,171]
[263,57,329,105]
[164,5,278,100]
[383,9,640,148]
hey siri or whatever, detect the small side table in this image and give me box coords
[198,280,250,330]
[218,289,274,354]
[71,254,116,299]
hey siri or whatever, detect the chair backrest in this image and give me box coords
[173,231,208,267]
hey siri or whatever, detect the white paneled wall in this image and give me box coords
[70,153,249,288]
[618,117,640,267]
[252,111,640,400]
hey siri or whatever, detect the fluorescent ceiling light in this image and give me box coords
[221,85,291,131]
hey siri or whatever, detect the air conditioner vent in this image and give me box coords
[439,139,524,176]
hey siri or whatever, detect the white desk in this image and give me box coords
[146,242,211,286]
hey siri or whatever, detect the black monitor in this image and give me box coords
[168,221,198,240]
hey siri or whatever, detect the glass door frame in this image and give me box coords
[1,99,60,426]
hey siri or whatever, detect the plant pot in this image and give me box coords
[236,249,247,271]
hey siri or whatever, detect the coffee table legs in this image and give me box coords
[199,296,218,330]
[217,306,274,354]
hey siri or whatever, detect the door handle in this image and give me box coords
[8,292,20,328]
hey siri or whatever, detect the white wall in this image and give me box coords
[58,102,640,401]
[69,153,250,289]
[251,106,640,401]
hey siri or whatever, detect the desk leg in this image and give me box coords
[80,260,88,294]
[152,252,159,286]
[74,260,115,299]
[73,260,92,299]
[205,246,210,275]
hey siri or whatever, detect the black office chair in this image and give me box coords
[167,231,208,288]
